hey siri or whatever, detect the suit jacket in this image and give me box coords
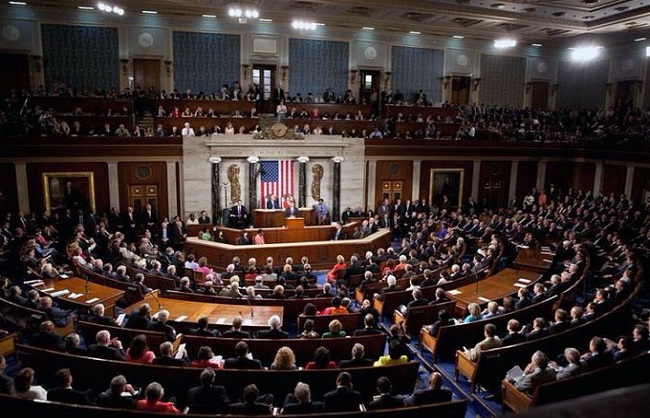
[147,320,177,342]
[265,199,281,209]
[47,387,91,405]
[555,362,583,380]
[30,331,63,350]
[229,402,270,415]
[125,312,151,330]
[0,371,13,395]
[352,327,383,337]
[404,388,453,406]
[467,336,502,361]
[256,328,289,339]
[500,332,526,347]
[187,384,231,414]
[152,356,189,366]
[283,401,324,414]
[367,394,404,410]
[284,207,300,218]
[222,329,251,339]
[223,356,263,370]
[331,229,347,241]
[87,344,126,361]
[338,358,374,368]
[515,367,556,393]
[323,387,362,412]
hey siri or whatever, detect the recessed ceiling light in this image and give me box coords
[453,35,464,39]
[363,26,375,30]
[315,23,325,26]
[142,10,157,14]
[259,18,273,22]
[78,6,94,10]
[491,3,505,9]
[202,14,217,18]
[634,37,646,42]
[9,1,27,5]
[409,31,421,34]
[531,43,542,47]
[494,38,517,48]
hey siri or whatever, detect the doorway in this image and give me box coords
[531,81,549,110]
[451,76,470,105]
[128,184,159,215]
[359,69,381,113]
[381,180,404,202]
[252,64,277,114]
[615,80,636,109]
[133,59,160,93]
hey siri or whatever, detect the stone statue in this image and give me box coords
[311,163,324,200]
[227,164,241,203]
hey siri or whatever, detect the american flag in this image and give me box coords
[260,160,294,206]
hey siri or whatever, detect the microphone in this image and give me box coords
[474,266,480,295]
[245,295,255,318]
[84,273,90,294]
[149,290,163,310]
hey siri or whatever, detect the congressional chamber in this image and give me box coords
[0,1,649,418]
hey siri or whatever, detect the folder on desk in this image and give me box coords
[50,289,70,298]
[447,289,462,295]
[477,296,491,303]
[85,297,99,304]
[41,287,55,292]
[513,283,528,288]
[175,315,188,322]
[517,278,531,284]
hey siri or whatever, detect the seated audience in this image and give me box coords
[186,367,231,414]
[366,376,404,410]
[135,382,180,413]
[404,371,452,406]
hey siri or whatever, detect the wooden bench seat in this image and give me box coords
[0,296,75,337]
[501,353,650,412]
[16,343,421,406]
[394,300,456,338]
[0,392,468,418]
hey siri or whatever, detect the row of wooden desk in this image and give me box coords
[30,277,124,317]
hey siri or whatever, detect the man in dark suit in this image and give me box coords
[284,201,299,218]
[0,354,14,395]
[223,341,263,369]
[323,372,362,412]
[282,382,324,414]
[29,320,64,350]
[404,372,452,406]
[87,330,126,360]
[221,317,251,339]
[140,204,157,232]
[352,314,383,337]
[122,206,137,243]
[228,384,271,415]
[367,376,404,410]
[331,222,347,241]
[152,341,190,366]
[265,194,281,209]
[47,368,92,405]
[197,210,211,225]
[230,199,248,229]
[339,342,374,368]
[255,315,289,339]
[187,367,231,414]
[124,303,152,330]
[500,319,526,346]
[147,309,177,342]
[96,375,137,409]
[85,303,118,326]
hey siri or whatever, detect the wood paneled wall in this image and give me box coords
[546,161,595,195]
[602,164,627,197]
[632,167,650,202]
[26,162,109,216]
[0,163,18,216]
[118,162,169,218]
[515,161,538,200]
[478,161,511,209]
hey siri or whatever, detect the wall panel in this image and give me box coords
[118,162,169,219]
[601,164,627,197]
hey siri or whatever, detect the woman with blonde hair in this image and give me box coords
[270,346,297,370]
[322,319,347,338]
[462,303,482,323]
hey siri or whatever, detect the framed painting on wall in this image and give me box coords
[43,172,96,214]
[429,169,464,210]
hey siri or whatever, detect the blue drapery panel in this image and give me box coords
[41,24,119,91]
[556,59,609,109]
[172,31,241,94]
[288,39,349,99]
[480,54,526,107]
[391,46,443,104]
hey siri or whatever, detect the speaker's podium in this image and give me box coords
[284,217,304,229]
[284,217,304,242]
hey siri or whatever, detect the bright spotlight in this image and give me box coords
[570,46,601,61]
[494,38,517,49]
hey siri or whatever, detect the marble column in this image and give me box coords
[412,159,422,200]
[536,160,547,192]
[166,161,177,219]
[593,162,604,196]
[624,166,635,198]
[107,161,120,210]
[15,163,29,214]
[509,161,519,203]
[247,156,260,217]
[297,156,310,208]
[367,160,377,210]
[209,156,221,225]
[332,156,344,222]
[471,161,481,202]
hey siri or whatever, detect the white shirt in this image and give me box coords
[182,127,195,137]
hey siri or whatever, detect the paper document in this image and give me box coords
[543,259,553,263]
[116,313,126,326]
[513,283,528,288]
[50,289,70,298]
[447,289,462,295]
[68,293,83,299]
[518,278,531,284]
[175,315,188,322]
[41,287,55,292]
[506,365,524,382]
[25,279,44,286]
[541,246,551,252]
[477,296,491,303]
[85,297,99,304]
[59,274,69,279]
[216,317,226,324]
[175,343,186,359]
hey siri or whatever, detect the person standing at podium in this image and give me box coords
[284,201,299,218]
[265,194,281,209]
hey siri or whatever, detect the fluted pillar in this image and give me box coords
[247,156,260,221]
[297,156,309,208]
[332,156,344,222]
[209,156,221,225]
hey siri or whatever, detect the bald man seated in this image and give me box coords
[404,372,453,406]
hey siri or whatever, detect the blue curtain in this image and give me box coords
[173,31,241,94]
[480,54,526,107]
[41,24,119,91]
[391,46,444,104]
[288,39,349,99]
[556,59,609,109]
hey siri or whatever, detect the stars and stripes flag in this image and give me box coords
[260,160,294,207]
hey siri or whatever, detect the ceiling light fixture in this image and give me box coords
[634,37,646,42]
[78,6,94,10]
[9,1,27,5]
[259,18,273,22]
[97,2,124,15]
[494,38,517,48]
[202,14,217,18]
[570,45,602,61]
[228,5,259,24]
[409,31,421,35]
[292,20,317,30]
[363,26,375,30]
[141,10,157,14]
[453,35,464,39]
[646,46,650,57]
[531,43,542,47]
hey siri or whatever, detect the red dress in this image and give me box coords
[326,262,347,283]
